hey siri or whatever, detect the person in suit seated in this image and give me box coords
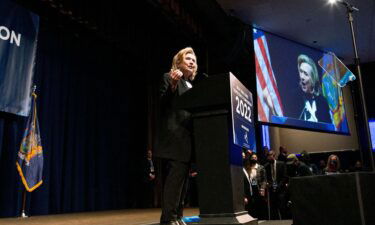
[153,47,198,225]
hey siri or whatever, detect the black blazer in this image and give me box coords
[264,160,288,190]
[251,164,267,191]
[153,73,193,162]
[299,94,331,123]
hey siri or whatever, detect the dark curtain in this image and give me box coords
[0,0,206,215]
[0,24,153,217]
[0,0,255,217]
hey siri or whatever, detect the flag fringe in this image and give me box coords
[16,162,43,192]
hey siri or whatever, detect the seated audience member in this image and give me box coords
[349,160,363,172]
[286,154,313,177]
[300,150,318,175]
[354,160,363,172]
[317,159,327,175]
[325,154,341,174]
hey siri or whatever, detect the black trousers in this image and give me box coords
[248,185,267,220]
[158,158,190,223]
[268,187,288,220]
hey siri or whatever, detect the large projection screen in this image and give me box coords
[253,28,349,134]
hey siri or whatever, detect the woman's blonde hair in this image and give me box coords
[171,47,198,80]
[326,154,340,172]
[297,54,320,96]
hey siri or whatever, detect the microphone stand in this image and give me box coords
[339,1,375,171]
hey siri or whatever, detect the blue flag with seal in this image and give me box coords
[16,90,43,192]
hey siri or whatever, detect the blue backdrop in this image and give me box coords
[0,0,39,116]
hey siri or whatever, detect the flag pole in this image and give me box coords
[21,189,28,218]
[19,85,37,218]
[16,84,44,218]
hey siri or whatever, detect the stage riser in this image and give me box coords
[290,172,375,225]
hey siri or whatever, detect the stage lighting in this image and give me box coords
[328,0,359,11]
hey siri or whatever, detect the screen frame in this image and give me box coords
[368,119,375,151]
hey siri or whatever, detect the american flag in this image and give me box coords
[253,29,284,122]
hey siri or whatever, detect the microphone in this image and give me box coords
[299,107,307,120]
[193,72,209,84]
[195,72,209,82]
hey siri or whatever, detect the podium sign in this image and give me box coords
[230,72,255,150]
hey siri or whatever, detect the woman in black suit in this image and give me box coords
[154,47,198,225]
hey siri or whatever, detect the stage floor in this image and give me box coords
[0,208,292,225]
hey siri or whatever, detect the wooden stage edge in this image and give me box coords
[0,208,192,225]
[0,208,292,225]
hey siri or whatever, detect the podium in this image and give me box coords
[176,73,257,225]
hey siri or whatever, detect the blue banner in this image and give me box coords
[0,0,39,116]
[230,72,256,151]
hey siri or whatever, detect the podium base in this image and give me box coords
[194,211,258,225]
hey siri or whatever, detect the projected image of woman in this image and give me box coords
[297,54,331,123]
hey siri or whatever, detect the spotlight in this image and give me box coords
[327,0,359,11]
